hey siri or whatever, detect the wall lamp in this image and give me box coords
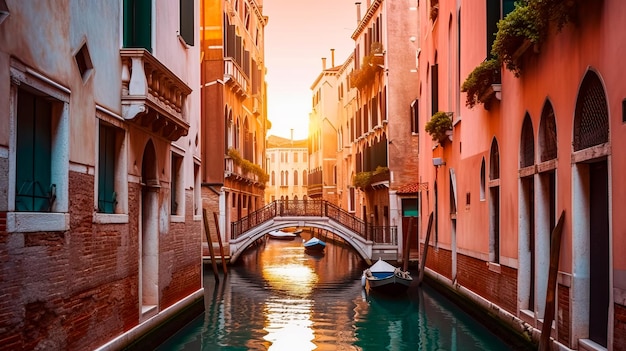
[432,157,446,167]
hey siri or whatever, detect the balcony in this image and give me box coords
[224,58,249,97]
[120,49,191,141]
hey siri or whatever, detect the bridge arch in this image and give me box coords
[228,200,400,265]
[229,217,373,264]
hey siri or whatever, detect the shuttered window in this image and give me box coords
[16,90,53,212]
[98,124,117,213]
[179,0,194,46]
[123,0,152,52]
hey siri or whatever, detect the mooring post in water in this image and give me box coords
[203,208,220,282]
[418,212,434,286]
[403,217,414,272]
[539,210,565,351]
[213,211,228,275]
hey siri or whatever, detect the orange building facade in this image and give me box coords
[418,0,625,349]
[200,0,269,249]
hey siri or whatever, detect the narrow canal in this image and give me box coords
[157,231,522,350]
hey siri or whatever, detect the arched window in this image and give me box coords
[280,171,284,186]
[480,158,486,200]
[490,138,500,180]
[539,100,557,162]
[303,170,308,185]
[285,171,289,186]
[520,113,535,168]
[294,170,298,185]
[573,71,609,151]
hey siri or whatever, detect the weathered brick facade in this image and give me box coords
[0,172,202,351]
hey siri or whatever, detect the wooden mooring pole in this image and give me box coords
[203,208,219,282]
[418,212,434,286]
[403,217,414,272]
[213,211,228,275]
[538,210,565,351]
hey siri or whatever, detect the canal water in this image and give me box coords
[156,231,520,350]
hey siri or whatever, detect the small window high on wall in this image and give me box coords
[179,0,194,46]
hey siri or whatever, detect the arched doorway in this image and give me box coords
[571,70,610,347]
[141,139,159,317]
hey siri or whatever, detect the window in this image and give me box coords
[179,0,194,46]
[271,171,275,185]
[431,63,438,115]
[285,171,289,186]
[303,170,308,186]
[410,99,419,133]
[9,62,70,232]
[294,152,298,162]
[303,152,307,162]
[193,162,200,216]
[170,153,184,216]
[294,170,298,186]
[123,0,152,52]
[98,124,121,213]
[15,90,53,212]
[402,199,418,217]
[487,0,515,58]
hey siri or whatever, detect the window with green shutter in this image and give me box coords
[15,89,53,212]
[180,0,194,46]
[98,124,117,213]
[124,0,152,52]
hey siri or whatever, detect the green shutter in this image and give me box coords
[180,0,194,46]
[16,90,52,212]
[98,125,116,213]
[124,0,152,52]
[487,0,501,58]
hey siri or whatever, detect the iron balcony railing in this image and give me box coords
[231,200,397,245]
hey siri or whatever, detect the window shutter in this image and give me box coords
[180,0,194,46]
[98,125,116,213]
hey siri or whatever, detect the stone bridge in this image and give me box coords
[229,200,399,264]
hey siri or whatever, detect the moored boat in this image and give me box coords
[303,237,326,251]
[267,230,297,240]
[362,258,413,295]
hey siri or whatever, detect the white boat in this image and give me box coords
[362,258,413,295]
[303,237,326,251]
[267,230,297,240]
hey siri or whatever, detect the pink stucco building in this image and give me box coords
[418,0,625,349]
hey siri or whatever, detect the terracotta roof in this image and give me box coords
[396,182,421,195]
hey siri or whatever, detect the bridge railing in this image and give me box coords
[230,200,397,245]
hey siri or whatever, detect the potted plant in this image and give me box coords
[349,42,385,90]
[461,58,501,109]
[491,2,544,76]
[430,0,439,22]
[425,111,453,145]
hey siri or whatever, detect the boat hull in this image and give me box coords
[365,274,412,295]
[267,230,297,240]
[303,237,326,251]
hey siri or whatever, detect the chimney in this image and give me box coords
[322,57,327,70]
[331,49,335,67]
[355,2,361,23]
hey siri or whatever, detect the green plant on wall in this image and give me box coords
[227,148,269,184]
[461,58,501,108]
[425,111,452,144]
[491,1,543,76]
[352,166,389,189]
[349,42,385,90]
[491,0,580,77]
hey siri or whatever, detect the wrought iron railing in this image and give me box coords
[230,200,397,245]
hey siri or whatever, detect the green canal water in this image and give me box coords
[156,232,525,350]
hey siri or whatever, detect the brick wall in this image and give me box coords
[422,243,452,280]
[616,303,626,351]
[557,284,570,345]
[456,253,518,315]
[0,171,202,350]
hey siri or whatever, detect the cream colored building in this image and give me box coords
[265,135,308,203]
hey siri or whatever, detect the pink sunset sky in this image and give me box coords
[263,0,358,140]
